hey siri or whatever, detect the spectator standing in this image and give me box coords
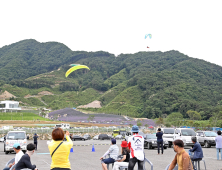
[48,128,73,170]
[100,139,119,170]
[3,143,24,170]
[69,134,73,140]
[15,143,37,170]
[128,125,144,170]
[33,134,38,151]
[215,130,222,160]
[168,139,193,170]
[112,141,130,170]
[189,137,203,168]
[156,128,164,155]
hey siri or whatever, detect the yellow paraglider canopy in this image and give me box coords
[65,65,90,77]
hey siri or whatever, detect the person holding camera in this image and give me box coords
[48,128,73,170]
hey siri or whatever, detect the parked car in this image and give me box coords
[0,137,4,142]
[4,131,27,154]
[108,134,113,139]
[115,135,124,140]
[83,134,91,140]
[93,135,99,140]
[144,134,168,149]
[98,134,111,140]
[158,128,175,148]
[173,128,196,147]
[196,131,217,148]
[72,135,85,141]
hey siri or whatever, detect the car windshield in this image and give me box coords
[7,132,25,140]
[163,129,174,134]
[204,131,217,137]
[139,132,145,137]
[146,134,156,139]
[181,129,196,136]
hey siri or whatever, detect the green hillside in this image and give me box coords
[1,39,222,120]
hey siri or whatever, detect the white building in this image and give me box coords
[0,100,21,112]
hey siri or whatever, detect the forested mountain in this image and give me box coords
[1,39,222,120]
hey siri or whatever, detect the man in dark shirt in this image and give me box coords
[15,143,37,170]
[33,134,38,151]
[156,128,163,154]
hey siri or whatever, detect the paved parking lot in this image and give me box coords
[0,140,221,170]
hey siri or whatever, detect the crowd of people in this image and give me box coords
[3,126,222,170]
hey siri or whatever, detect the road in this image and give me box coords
[0,140,221,170]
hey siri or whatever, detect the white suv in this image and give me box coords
[158,128,175,148]
[4,131,27,154]
[173,128,196,147]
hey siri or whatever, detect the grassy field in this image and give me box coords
[0,112,49,121]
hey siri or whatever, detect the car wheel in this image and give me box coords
[5,151,9,154]
[204,141,210,148]
[168,142,172,148]
[73,139,75,141]
[164,146,167,149]
[147,143,151,149]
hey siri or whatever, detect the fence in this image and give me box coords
[0,127,133,135]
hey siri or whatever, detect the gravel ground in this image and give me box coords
[0,140,221,170]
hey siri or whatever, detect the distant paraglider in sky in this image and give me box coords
[145,34,152,39]
[65,64,90,77]
[145,34,152,49]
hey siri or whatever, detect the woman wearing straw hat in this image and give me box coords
[112,141,130,170]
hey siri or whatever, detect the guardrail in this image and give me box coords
[0,127,133,135]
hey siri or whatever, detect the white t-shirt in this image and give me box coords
[128,134,144,161]
[15,150,24,164]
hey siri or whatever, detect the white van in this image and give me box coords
[4,131,27,154]
[173,128,196,147]
[157,128,175,148]
[55,123,70,129]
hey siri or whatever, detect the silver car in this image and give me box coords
[196,131,217,148]
[115,135,124,140]
[93,135,99,140]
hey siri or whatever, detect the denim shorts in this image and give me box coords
[101,158,115,164]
